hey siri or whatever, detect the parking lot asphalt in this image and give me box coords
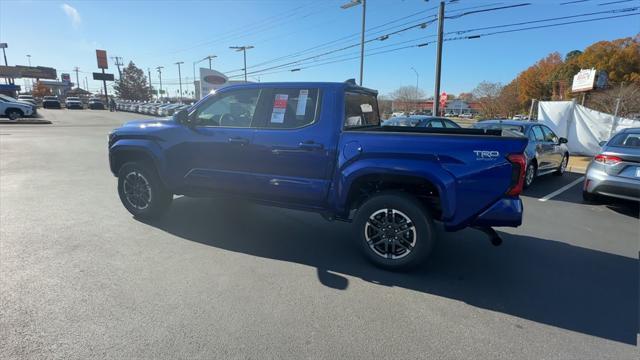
[1,109,638,359]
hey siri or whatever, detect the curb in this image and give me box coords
[0,119,52,125]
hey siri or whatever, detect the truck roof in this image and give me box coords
[219,79,378,95]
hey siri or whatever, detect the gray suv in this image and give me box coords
[583,127,640,202]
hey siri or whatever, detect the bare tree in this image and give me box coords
[389,86,425,112]
[589,83,640,118]
[472,81,504,118]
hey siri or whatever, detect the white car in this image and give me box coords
[0,94,35,121]
[65,97,83,109]
[18,94,38,107]
[459,113,473,119]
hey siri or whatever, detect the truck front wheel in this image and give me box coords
[354,191,435,270]
[117,162,172,220]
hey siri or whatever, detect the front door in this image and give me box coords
[250,87,335,207]
[178,88,261,194]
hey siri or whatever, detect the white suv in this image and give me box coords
[0,94,35,121]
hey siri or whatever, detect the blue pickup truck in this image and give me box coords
[109,80,527,269]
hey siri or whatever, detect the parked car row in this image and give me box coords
[116,100,191,117]
[41,96,105,110]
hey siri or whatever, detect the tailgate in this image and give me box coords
[437,135,528,229]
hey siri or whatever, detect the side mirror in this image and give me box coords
[559,137,568,144]
[174,109,190,125]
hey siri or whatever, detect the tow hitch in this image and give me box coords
[473,226,503,247]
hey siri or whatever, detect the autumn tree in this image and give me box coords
[31,81,52,97]
[516,52,564,108]
[575,35,640,85]
[497,80,522,117]
[113,61,152,101]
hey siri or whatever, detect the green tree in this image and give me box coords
[113,61,152,101]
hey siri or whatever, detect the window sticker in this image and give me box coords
[296,89,309,116]
[271,94,288,123]
[360,103,373,113]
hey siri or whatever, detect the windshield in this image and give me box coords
[474,122,525,135]
[609,132,640,148]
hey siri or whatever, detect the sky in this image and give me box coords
[1,0,639,98]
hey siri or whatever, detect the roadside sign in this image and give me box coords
[572,69,596,92]
[92,72,114,81]
[0,65,57,79]
[439,92,448,108]
[96,49,108,69]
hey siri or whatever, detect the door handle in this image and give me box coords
[298,141,324,150]
[228,137,249,145]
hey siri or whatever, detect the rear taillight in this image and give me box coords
[594,154,622,165]
[506,153,526,196]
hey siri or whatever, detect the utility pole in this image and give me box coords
[111,56,124,80]
[411,67,419,111]
[73,67,81,89]
[175,61,184,103]
[84,77,88,92]
[230,46,254,82]
[26,54,31,66]
[156,66,164,101]
[340,0,366,86]
[432,1,445,117]
[147,68,153,98]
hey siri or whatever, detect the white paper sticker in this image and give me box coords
[296,89,309,116]
[360,103,373,113]
[271,94,288,123]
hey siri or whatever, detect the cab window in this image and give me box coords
[259,88,320,129]
[192,89,260,127]
[344,92,380,128]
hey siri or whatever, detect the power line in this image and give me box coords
[452,6,639,34]
[229,11,639,78]
[226,1,509,74]
[225,1,525,76]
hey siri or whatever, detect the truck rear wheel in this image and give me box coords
[354,191,435,270]
[117,162,172,220]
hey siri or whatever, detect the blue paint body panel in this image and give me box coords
[109,82,527,230]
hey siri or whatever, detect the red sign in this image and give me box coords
[439,92,448,105]
[96,49,108,69]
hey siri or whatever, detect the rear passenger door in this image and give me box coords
[249,87,334,206]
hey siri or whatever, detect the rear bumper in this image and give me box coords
[584,167,640,202]
[466,197,523,228]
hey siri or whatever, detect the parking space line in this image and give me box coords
[538,176,585,202]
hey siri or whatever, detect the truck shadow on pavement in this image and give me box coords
[139,196,638,345]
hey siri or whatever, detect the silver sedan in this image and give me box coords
[583,127,640,202]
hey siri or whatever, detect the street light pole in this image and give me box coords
[341,0,366,86]
[156,66,164,101]
[26,54,31,67]
[411,67,419,112]
[230,46,254,82]
[205,55,217,69]
[175,61,184,103]
[432,1,445,117]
